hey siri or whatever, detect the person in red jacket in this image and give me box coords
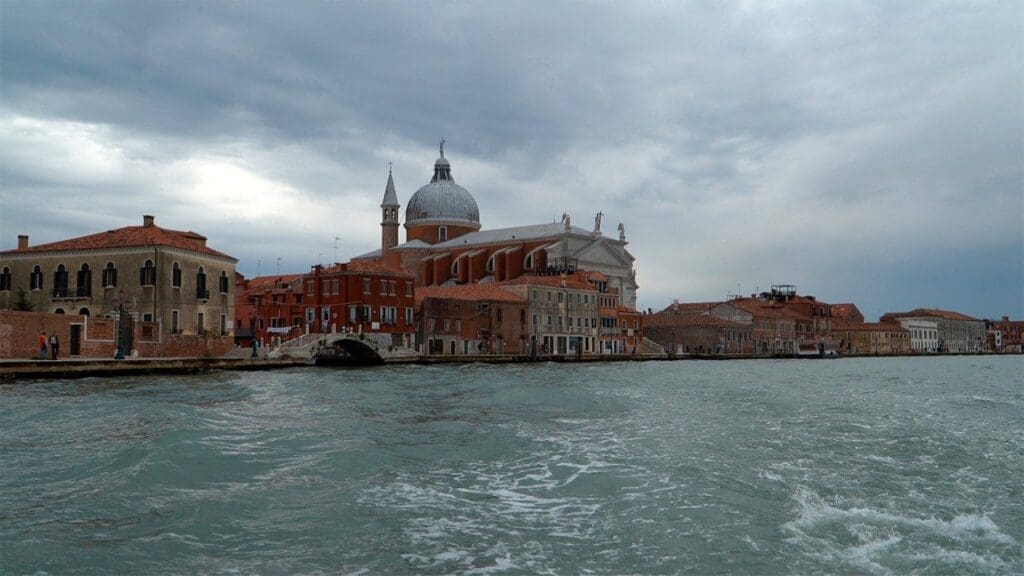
[38,332,48,360]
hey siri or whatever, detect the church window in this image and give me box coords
[30,266,43,290]
[196,267,208,299]
[53,265,69,297]
[76,264,91,297]
[438,226,448,242]
[525,254,533,269]
[102,262,117,288]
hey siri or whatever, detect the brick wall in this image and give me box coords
[1,309,233,359]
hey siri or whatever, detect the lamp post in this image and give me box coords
[114,290,126,360]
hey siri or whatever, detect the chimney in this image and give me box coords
[17,235,28,249]
[143,215,155,227]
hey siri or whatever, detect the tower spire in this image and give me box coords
[381,164,400,253]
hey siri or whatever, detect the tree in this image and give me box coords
[12,287,33,311]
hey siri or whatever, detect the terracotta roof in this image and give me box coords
[496,274,597,291]
[2,221,235,260]
[581,270,609,282]
[881,308,982,322]
[830,303,861,319]
[648,313,746,328]
[834,321,908,332]
[322,258,411,277]
[657,301,721,316]
[244,274,304,293]
[416,284,527,306]
[727,298,807,320]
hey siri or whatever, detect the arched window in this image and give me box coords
[196,266,208,299]
[76,263,91,297]
[219,271,229,294]
[78,307,90,316]
[53,265,69,298]
[0,266,10,291]
[524,254,534,269]
[438,226,448,242]
[172,262,182,288]
[102,262,117,288]
[30,266,43,291]
[54,308,65,314]
[451,259,460,277]
[140,260,156,286]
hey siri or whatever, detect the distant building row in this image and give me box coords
[644,284,999,357]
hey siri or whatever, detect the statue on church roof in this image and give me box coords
[618,222,626,242]
[594,211,603,233]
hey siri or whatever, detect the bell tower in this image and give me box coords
[381,163,400,254]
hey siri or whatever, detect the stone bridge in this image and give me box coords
[269,332,419,364]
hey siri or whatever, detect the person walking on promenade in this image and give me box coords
[50,333,60,360]
[38,332,48,360]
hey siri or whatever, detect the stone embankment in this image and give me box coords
[1,357,310,381]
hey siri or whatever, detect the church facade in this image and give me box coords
[358,141,640,311]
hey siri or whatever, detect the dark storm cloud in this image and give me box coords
[1,1,1021,318]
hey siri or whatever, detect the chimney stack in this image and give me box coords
[18,235,28,249]
[143,215,155,227]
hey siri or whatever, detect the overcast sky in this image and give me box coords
[1,2,1021,320]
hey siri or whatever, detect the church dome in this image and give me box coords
[405,142,480,228]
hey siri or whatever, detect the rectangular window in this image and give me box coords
[363,278,371,294]
[307,281,315,294]
[363,305,371,321]
[322,282,330,296]
[406,307,414,325]
[444,319,451,332]
[546,314,553,326]
[406,282,413,297]
[533,314,539,326]
[220,314,227,334]
[380,280,387,295]
[322,307,330,325]
[349,306,358,324]
[307,308,315,325]
[389,280,396,295]
[197,312,205,334]
[455,320,461,332]
[546,291,552,302]
[171,310,179,334]
[558,292,564,304]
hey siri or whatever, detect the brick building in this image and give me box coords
[832,322,911,355]
[0,215,236,357]
[645,309,753,356]
[417,284,528,355]
[985,316,1023,353]
[305,259,417,348]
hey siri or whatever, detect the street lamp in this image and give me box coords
[114,290,126,360]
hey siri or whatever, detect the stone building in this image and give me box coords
[355,142,640,310]
[880,309,985,353]
[645,311,753,356]
[0,215,236,356]
[500,274,601,356]
[986,316,1023,353]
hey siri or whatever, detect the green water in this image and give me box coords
[1,356,1021,575]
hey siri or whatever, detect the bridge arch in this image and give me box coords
[314,335,385,366]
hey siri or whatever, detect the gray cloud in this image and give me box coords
[1,1,1021,319]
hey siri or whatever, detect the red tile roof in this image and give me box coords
[497,274,597,291]
[416,284,527,305]
[830,303,862,319]
[244,274,304,293]
[647,313,746,328]
[321,258,411,277]
[881,308,982,322]
[2,221,235,260]
[657,301,721,316]
[726,298,807,320]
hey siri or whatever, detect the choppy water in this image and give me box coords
[1,356,1021,575]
